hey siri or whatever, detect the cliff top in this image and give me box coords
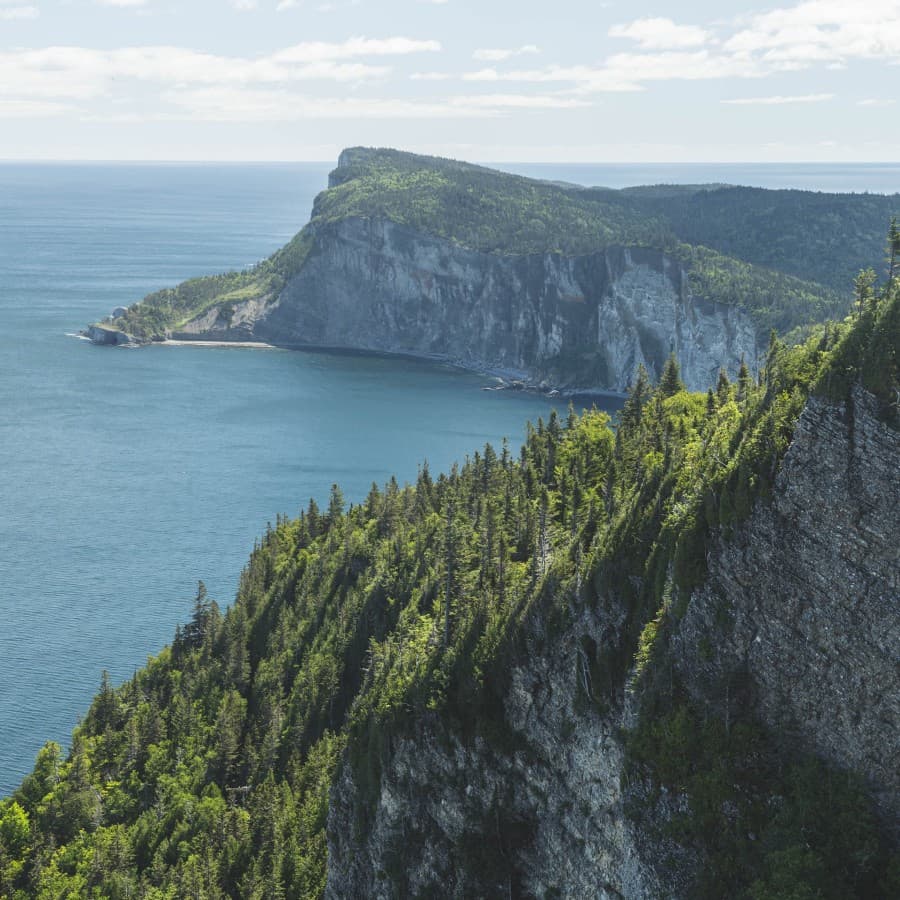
[331,147,897,293]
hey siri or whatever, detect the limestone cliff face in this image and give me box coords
[325,604,665,900]
[323,385,899,897]
[177,217,758,392]
[85,324,137,345]
[672,386,900,816]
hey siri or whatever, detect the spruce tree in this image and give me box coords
[887,216,900,287]
[854,268,877,315]
[327,483,345,524]
[620,364,650,430]
[659,353,685,397]
[737,356,751,402]
[184,580,212,648]
[716,369,732,405]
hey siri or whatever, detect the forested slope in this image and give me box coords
[6,282,898,898]
[622,182,899,292]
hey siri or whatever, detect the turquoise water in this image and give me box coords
[1,160,891,796]
[0,163,578,794]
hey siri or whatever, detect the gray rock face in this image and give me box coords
[672,386,900,816]
[325,607,664,900]
[324,385,899,895]
[182,217,758,392]
[86,324,136,345]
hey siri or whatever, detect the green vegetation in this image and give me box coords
[674,244,848,334]
[627,698,899,900]
[317,147,674,254]
[111,230,313,340]
[9,250,897,897]
[623,182,899,293]
[621,277,899,899]
[317,149,849,333]
[817,265,900,420]
[109,148,874,342]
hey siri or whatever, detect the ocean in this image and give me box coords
[0,160,894,795]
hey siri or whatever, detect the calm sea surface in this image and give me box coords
[0,161,893,795]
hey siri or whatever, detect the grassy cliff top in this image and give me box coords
[320,146,667,256]
[110,147,856,341]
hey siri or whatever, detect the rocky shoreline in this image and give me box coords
[83,323,140,346]
[82,322,622,401]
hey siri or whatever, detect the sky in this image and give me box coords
[1,0,898,161]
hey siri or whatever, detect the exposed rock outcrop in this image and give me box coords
[85,324,137,345]
[672,385,900,816]
[326,603,664,900]
[177,217,757,392]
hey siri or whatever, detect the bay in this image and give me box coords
[0,163,573,794]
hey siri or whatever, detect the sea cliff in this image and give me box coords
[176,217,757,393]
[90,148,863,394]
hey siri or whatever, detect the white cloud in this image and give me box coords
[462,49,764,94]
[601,50,761,84]
[149,87,586,122]
[410,71,452,80]
[462,65,641,92]
[158,87,500,120]
[858,97,896,106]
[449,93,589,109]
[464,3,900,97]
[0,37,453,123]
[271,37,440,62]
[0,37,440,105]
[0,4,38,19]
[472,44,540,62]
[721,93,834,104]
[0,99,72,117]
[724,1,900,65]
[0,48,396,102]
[461,2,900,95]
[609,17,712,49]
[5,0,899,145]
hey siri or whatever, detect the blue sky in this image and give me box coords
[1,0,898,161]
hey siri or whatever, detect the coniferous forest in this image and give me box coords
[1,239,897,898]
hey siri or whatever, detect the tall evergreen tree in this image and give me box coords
[887,216,900,288]
[855,268,877,314]
[327,483,345,524]
[659,353,685,397]
[716,369,732,405]
[620,364,650,430]
[737,356,751,402]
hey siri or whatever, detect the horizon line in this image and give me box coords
[0,158,898,166]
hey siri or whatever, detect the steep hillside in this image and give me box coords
[622,182,899,292]
[97,149,854,392]
[8,281,898,898]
